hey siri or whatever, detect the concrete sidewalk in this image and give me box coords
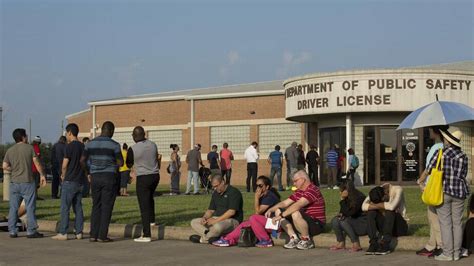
[37,220,428,251]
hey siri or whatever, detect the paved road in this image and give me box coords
[0,232,472,265]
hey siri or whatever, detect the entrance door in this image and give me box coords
[319,127,346,185]
[379,127,399,182]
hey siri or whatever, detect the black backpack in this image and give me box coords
[237,227,256,247]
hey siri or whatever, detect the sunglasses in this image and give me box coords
[256,184,265,188]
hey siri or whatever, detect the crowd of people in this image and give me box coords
[1,122,472,261]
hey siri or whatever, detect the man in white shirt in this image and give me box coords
[244,141,259,192]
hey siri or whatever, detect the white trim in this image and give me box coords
[65,108,90,119]
[184,90,283,100]
[113,125,189,132]
[195,118,296,127]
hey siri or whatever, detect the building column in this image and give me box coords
[346,114,352,170]
[190,99,195,148]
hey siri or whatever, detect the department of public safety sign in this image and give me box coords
[284,71,473,119]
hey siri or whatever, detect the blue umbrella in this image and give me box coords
[397,100,474,130]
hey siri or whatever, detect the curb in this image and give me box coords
[38,220,428,251]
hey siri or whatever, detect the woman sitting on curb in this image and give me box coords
[212,176,280,248]
[330,180,367,252]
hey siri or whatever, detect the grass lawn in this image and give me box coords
[0,183,471,237]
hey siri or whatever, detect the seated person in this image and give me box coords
[189,174,243,244]
[212,175,280,248]
[330,180,367,252]
[462,194,474,257]
[362,183,408,255]
[265,170,326,250]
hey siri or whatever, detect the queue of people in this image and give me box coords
[1,123,472,260]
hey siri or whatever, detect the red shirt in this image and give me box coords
[289,183,326,223]
[219,149,233,170]
[31,143,41,173]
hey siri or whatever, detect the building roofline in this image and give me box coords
[65,108,91,119]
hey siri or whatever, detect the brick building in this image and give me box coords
[66,61,474,186]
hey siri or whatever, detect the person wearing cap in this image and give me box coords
[306,144,320,186]
[31,136,44,200]
[426,126,470,261]
[185,144,204,195]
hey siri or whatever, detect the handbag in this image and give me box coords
[422,149,444,206]
[237,227,256,247]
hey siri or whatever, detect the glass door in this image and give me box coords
[379,127,398,182]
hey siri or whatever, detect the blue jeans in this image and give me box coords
[269,166,283,190]
[9,182,38,235]
[59,181,84,235]
[186,171,199,194]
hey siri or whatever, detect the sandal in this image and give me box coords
[329,245,346,251]
[349,247,363,252]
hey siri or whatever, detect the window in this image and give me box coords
[148,130,183,159]
[211,126,250,154]
[112,132,134,147]
[259,123,302,154]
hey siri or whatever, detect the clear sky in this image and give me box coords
[1,0,473,143]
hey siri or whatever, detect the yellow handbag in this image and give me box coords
[422,149,444,206]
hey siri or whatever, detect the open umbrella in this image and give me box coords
[397,100,474,130]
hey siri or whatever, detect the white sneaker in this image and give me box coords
[150,223,157,226]
[284,237,300,249]
[333,186,339,190]
[75,233,83,240]
[51,233,68,240]
[435,254,453,261]
[134,236,151,243]
[296,239,315,250]
[461,248,469,257]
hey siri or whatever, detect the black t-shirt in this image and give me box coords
[64,141,85,183]
[207,151,219,170]
[259,190,280,207]
[208,185,243,222]
[306,150,319,167]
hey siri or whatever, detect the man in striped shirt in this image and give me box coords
[81,121,123,243]
[265,170,326,250]
[326,145,339,189]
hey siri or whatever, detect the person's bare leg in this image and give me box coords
[291,211,309,238]
[281,219,297,238]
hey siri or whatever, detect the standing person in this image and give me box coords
[81,121,123,243]
[3,128,47,238]
[306,144,320,186]
[169,144,181,195]
[297,144,306,170]
[346,148,359,182]
[415,126,445,257]
[267,145,284,191]
[244,141,259,192]
[185,144,204,195]
[265,170,326,250]
[330,180,367,252]
[52,123,85,241]
[362,184,408,255]
[189,174,243,244]
[119,143,131,197]
[126,126,160,243]
[284,142,298,191]
[81,137,91,198]
[207,145,220,177]
[336,145,345,185]
[31,136,44,200]
[462,194,474,257]
[426,126,470,261]
[219,143,234,184]
[51,136,67,199]
[326,145,339,189]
